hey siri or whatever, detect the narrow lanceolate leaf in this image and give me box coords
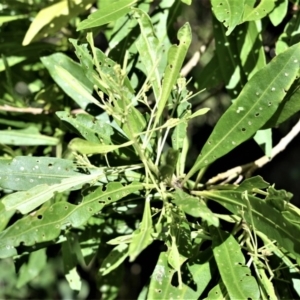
[99,243,129,276]
[41,54,98,110]
[23,0,94,45]
[243,0,276,22]
[269,0,288,27]
[210,227,260,299]
[154,23,191,126]
[133,8,161,100]
[148,250,214,299]
[196,190,300,259]
[263,80,300,128]
[211,0,244,35]
[0,126,58,146]
[68,138,134,155]
[0,182,143,258]
[128,197,153,261]
[0,156,81,191]
[186,43,300,180]
[56,112,114,144]
[2,170,105,214]
[276,13,300,54]
[77,0,137,30]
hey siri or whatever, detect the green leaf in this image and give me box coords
[23,0,94,45]
[263,80,300,128]
[210,227,260,299]
[133,8,162,100]
[211,0,244,35]
[236,176,269,192]
[0,15,27,26]
[212,17,244,97]
[0,56,26,72]
[195,54,222,91]
[154,23,191,126]
[0,202,15,231]
[2,170,105,214]
[172,189,219,227]
[0,182,143,258]
[253,128,272,157]
[62,234,82,291]
[0,126,59,146]
[0,156,81,191]
[197,190,300,259]
[207,281,227,299]
[148,249,214,299]
[99,243,129,276]
[68,138,134,155]
[237,21,266,80]
[159,149,179,182]
[186,43,300,180]
[77,0,138,30]
[56,111,114,144]
[128,197,153,261]
[41,53,98,110]
[276,12,300,54]
[243,0,276,22]
[16,248,47,288]
[269,0,288,27]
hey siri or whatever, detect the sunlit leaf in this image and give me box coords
[186,43,300,180]
[210,227,260,299]
[77,0,137,30]
[211,0,244,35]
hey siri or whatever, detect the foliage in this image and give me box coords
[1,0,300,298]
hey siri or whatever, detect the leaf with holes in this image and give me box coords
[211,0,244,35]
[99,243,129,276]
[0,156,81,191]
[2,170,105,214]
[185,43,300,180]
[172,189,219,227]
[148,249,214,299]
[207,281,227,299]
[263,80,300,128]
[196,189,300,260]
[243,0,276,22]
[0,182,143,258]
[128,197,153,261]
[56,112,114,144]
[77,0,137,30]
[86,33,134,95]
[210,227,260,299]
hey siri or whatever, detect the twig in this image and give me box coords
[207,119,300,185]
[180,45,206,77]
[0,105,44,114]
[0,105,87,115]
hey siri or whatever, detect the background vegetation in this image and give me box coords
[1,0,300,299]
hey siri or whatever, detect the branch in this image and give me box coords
[0,105,87,115]
[180,45,206,77]
[207,119,300,185]
[0,105,44,114]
